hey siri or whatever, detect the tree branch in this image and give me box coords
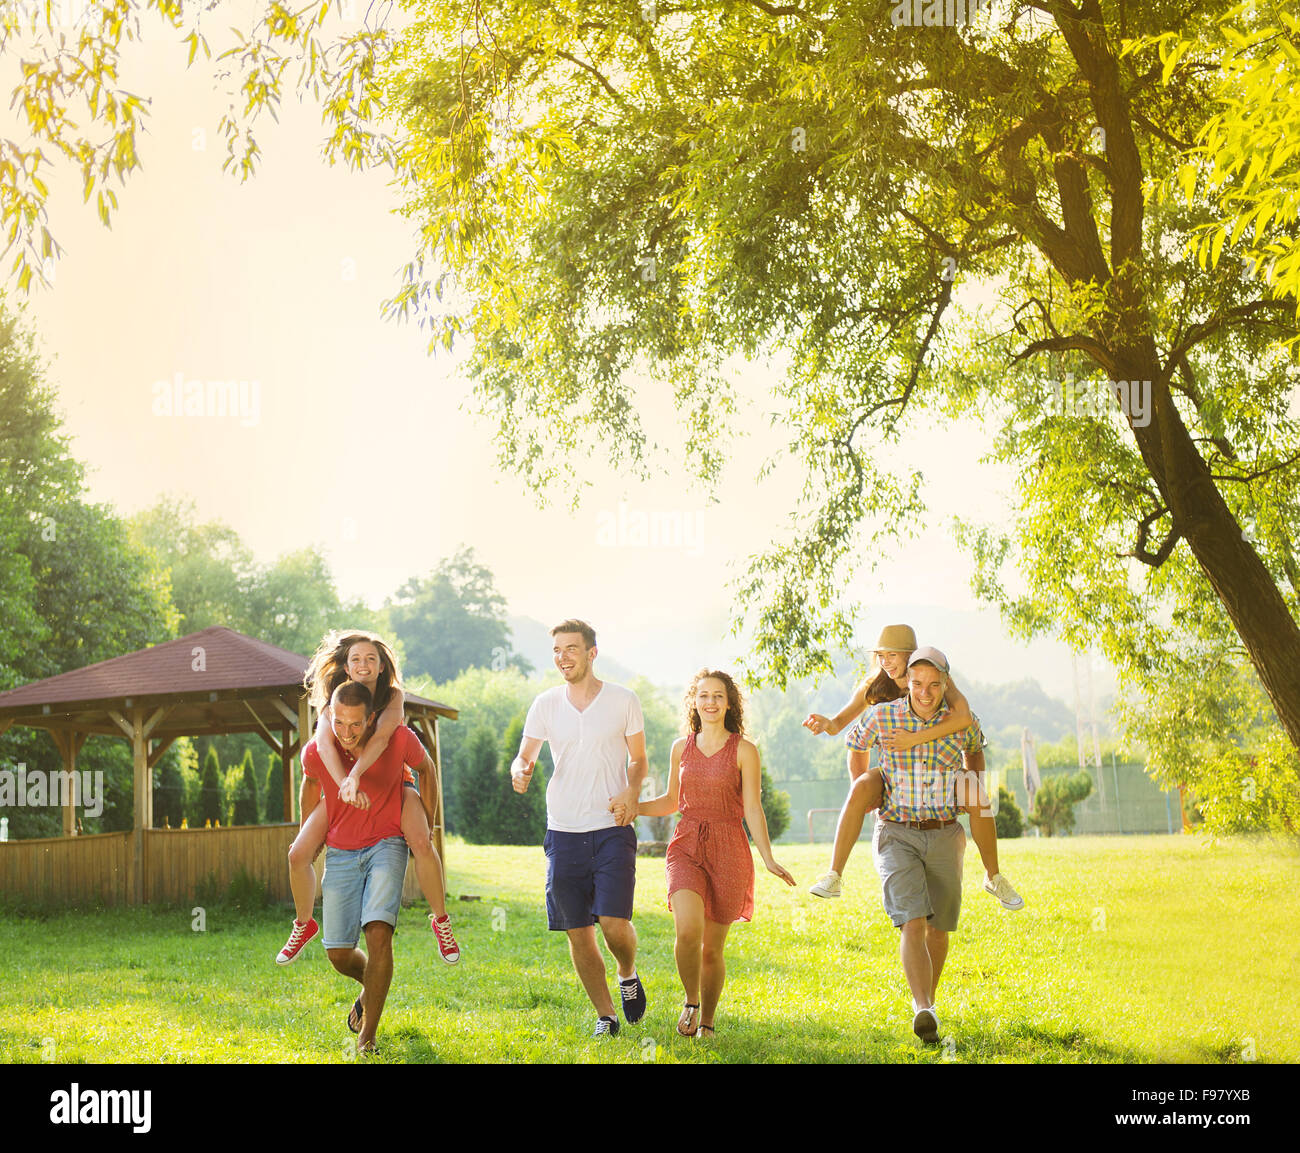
[1120,504,1180,567]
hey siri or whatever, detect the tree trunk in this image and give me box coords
[1124,367,1300,756]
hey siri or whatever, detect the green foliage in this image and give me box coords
[153,753,185,829]
[994,785,1024,840]
[490,716,548,845]
[128,497,345,656]
[1115,647,1300,835]
[416,666,544,834]
[1029,772,1095,838]
[0,306,175,838]
[200,746,223,826]
[225,867,270,911]
[1154,4,1300,321]
[1193,731,1300,835]
[456,726,502,844]
[628,676,680,841]
[757,763,791,843]
[263,754,286,823]
[231,749,260,826]
[387,546,530,681]
[748,682,852,784]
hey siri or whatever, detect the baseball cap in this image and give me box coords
[907,646,949,674]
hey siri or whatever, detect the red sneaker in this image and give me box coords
[430,913,460,964]
[276,917,319,965]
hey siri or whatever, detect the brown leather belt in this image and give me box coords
[885,817,957,830]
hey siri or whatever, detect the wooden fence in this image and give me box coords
[0,825,422,907]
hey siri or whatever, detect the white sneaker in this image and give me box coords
[983,872,1025,911]
[809,870,842,899]
[912,1006,939,1045]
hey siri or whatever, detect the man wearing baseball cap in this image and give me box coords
[845,645,986,1045]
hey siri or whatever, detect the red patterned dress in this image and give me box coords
[665,731,755,923]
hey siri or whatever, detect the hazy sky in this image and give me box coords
[3,10,1105,700]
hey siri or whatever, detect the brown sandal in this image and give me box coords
[696,1023,716,1039]
[677,1002,700,1036]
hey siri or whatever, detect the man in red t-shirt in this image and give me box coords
[300,680,433,1053]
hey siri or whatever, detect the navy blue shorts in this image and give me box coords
[543,826,637,931]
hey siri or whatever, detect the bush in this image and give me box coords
[226,866,270,910]
[263,754,286,823]
[199,746,223,826]
[153,755,184,829]
[491,715,548,844]
[994,785,1024,838]
[457,726,502,844]
[756,763,791,842]
[1028,771,1093,837]
[230,749,260,826]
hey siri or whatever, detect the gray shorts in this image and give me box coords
[872,819,966,932]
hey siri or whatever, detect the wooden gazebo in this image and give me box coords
[0,626,457,905]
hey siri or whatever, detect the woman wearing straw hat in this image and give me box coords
[803,624,1023,911]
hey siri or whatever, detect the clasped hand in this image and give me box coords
[338,774,371,809]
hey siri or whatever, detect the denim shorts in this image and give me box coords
[543,825,637,931]
[321,835,409,948]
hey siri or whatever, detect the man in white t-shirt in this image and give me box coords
[511,618,649,1038]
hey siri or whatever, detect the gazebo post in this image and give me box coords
[417,715,446,866]
[50,730,82,836]
[131,710,147,904]
[281,722,293,822]
[296,695,311,823]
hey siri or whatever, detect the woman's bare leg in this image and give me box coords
[671,889,705,1032]
[829,769,884,876]
[699,919,732,1031]
[288,804,327,923]
[401,789,447,919]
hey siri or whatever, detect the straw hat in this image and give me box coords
[874,624,918,652]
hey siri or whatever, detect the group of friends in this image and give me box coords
[274,619,1024,1054]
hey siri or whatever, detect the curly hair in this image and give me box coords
[682,668,745,736]
[304,629,404,714]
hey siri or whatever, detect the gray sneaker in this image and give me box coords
[983,872,1025,911]
[809,870,842,899]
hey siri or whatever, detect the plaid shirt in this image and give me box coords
[846,696,985,822]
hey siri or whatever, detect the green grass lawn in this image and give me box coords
[1,834,1296,1064]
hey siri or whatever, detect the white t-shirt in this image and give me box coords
[523,681,645,833]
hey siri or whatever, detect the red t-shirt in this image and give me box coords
[301,725,425,850]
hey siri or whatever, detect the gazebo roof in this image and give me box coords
[0,626,457,739]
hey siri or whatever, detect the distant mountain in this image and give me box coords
[965,677,1079,744]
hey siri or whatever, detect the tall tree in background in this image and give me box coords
[129,497,355,656]
[200,746,224,826]
[264,753,286,823]
[456,726,503,843]
[388,546,530,681]
[492,715,548,844]
[0,306,177,836]
[231,748,261,825]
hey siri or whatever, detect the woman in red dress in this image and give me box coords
[634,669,795,1038]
